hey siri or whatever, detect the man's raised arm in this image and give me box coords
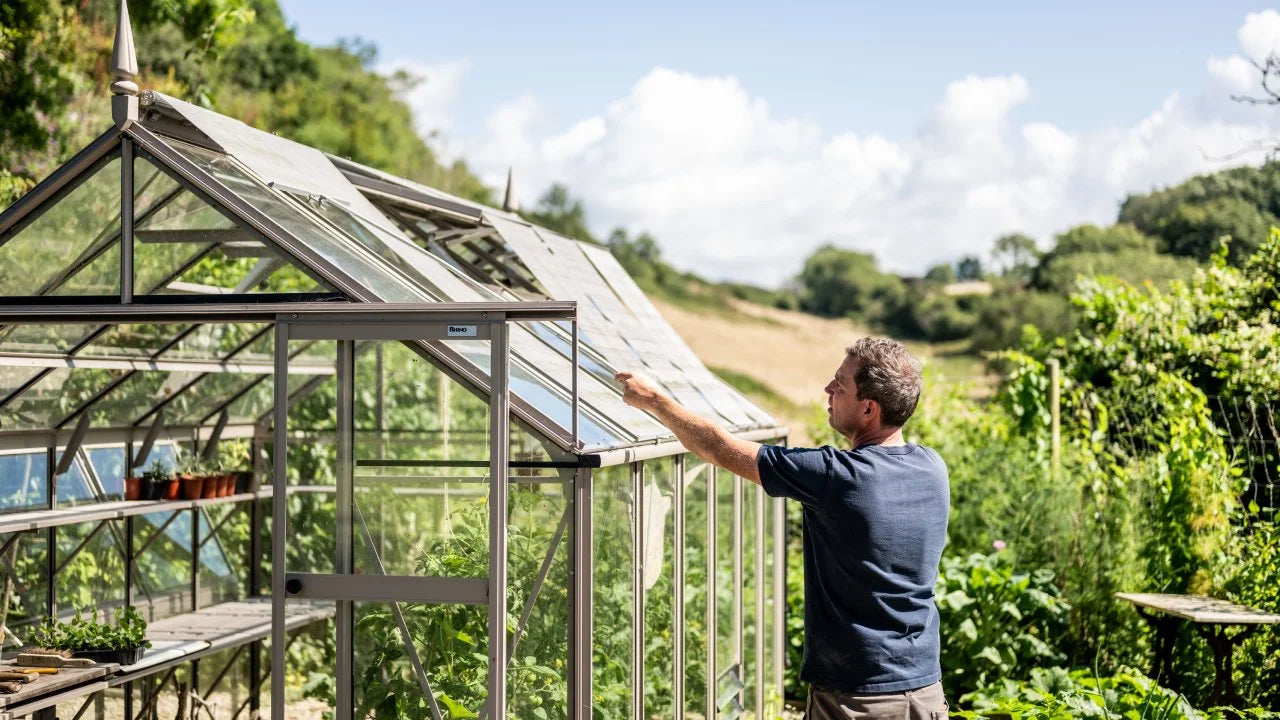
[615,371,762,484]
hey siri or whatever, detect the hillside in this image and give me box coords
[653,297,989,445]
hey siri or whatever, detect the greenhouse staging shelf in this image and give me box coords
[0,489,272,535]
[0,598,332,718]
[0,661,119,712]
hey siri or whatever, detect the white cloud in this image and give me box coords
[377,58,470,154]
[1238,10,1280,61]
[448,14,1280,285]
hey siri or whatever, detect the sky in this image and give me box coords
[278,0,1280,286]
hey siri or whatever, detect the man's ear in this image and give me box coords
[863,399,879,420]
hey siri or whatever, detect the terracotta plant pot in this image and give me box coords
[124,477,142,501]
[221,474,234,497]
[179,474,204,501]
[162,477,179,501]
[200,475,219,499]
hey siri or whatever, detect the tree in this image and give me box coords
[1119,164,1280,264]
[0,2,85,202]
[521,184,597,243]
[607,228,664,281]
[924,263,956,284]
[955,255,985,281]
[992,233,1040,285]
[795,244,907,322]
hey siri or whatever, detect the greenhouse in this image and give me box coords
[0,5,789,719]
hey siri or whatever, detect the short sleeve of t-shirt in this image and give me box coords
[756,445,839,506]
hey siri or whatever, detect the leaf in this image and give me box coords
[436,693,478,719]
[976,646,1004,667]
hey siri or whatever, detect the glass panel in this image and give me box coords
[0,366,43,405]
[165,139,426,302]
[55,452,98,506]
[0,153,121,297]
[134,155,325,296]
[0,367,120,431]
[57,516,126,612]
[132,506,194,622]
[165,372,272,425]
[684,456,712,719]
[0,529,48,644]
[88,445,127,500]
[506,481,571,719]
[199,504,245,605]
[0,324,91,355]
[351,340,490,578]
[592,464,634,718]
[715,468,738,700]
[76,323,192,358]
[0,450,49,512]
[742,483,759,718]
[89,370,203,427]
[642,458,676,719]
[354,601,488,718]
[763,496,781,718]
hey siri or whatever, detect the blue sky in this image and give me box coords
[278,1,1280,284]
[280,1,1263,138]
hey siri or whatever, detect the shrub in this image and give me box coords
[935,552,1070,697]
[956,666,1280,720]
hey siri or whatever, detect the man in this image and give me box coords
[615,337,949,719]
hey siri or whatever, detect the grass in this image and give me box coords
[709,364,802,417]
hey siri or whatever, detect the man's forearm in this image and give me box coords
[647,395,761,483]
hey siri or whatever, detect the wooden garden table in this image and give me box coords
[1116,592,1280,706]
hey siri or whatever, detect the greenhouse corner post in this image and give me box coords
[674,455,686,720]
[272,320,289,719]
[570,466,593,718]
[755,485,766,715]
[631,461,644,720]
[772,496,785,702]
[336,339,355,720]
[488,320,511,719]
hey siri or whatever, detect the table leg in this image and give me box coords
[1137,608,1179,689]
[1193,624,1259,708]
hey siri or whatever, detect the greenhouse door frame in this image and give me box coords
[270,304,572,720]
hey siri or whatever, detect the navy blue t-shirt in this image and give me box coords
[758,442,949,693]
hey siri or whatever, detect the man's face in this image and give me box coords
[824,356,872,438]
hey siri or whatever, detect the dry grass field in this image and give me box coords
[652,298,989,445]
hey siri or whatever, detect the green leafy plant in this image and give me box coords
[935,552,1070,697]
[140,459,169,483]
[956,666,1280,720]
[31,606,152,651]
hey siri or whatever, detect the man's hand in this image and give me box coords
[615,371,667,412]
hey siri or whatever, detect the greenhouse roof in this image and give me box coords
[0,87,783,459]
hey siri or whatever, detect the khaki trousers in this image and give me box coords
[804,681,949,720]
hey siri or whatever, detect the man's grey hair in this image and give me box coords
[845,337,923,427]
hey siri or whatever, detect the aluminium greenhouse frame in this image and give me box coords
[0,3,792,717]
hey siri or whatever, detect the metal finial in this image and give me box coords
[110,0,139,97]
[502,167,518,212]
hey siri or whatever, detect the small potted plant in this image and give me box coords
[124,473,142,501]
[31,606,151,665]
[176,453,205,500]
[138,461,171,501]
[198,458,221,499]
